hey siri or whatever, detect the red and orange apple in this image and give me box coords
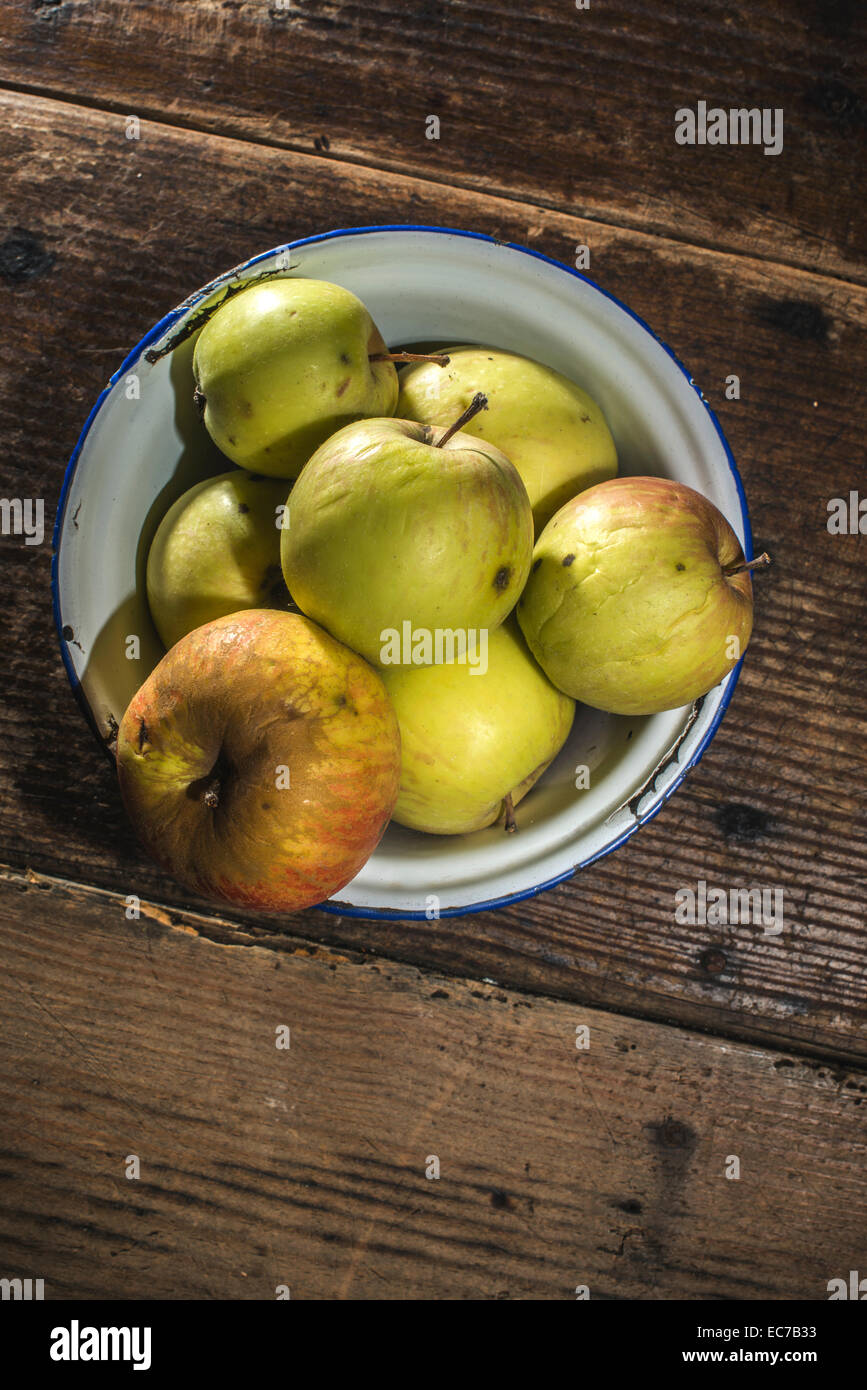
[116,610,401,910]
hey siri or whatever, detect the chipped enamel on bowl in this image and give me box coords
[53,226,752,919]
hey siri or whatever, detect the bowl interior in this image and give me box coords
[54,228,749,916]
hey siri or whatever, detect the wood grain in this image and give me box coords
[1,91,865,1061]
[0,0,864,281]
[1,868,864,1300]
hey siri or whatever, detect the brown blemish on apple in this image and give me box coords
[238,502,250,514]
[137,717,149,752]
[562,554,575,567]
[228,435,237,445]
[340,352,352,365]
[676,562,685,571]
[336,377,351,397]
[494,565,511,592]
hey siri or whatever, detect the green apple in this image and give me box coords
[146,470,290,650]
[281,410,534,667]
[397,344,618,532]
[517,476,757,715]
[192,278,400,477]
[116,610,401,911]
[381,621,574,834]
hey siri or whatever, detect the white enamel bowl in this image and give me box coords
[53,226,752,919]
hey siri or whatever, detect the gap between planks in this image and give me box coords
[2,78,866,297]
[3,862,865,1078]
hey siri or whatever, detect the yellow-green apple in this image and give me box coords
[281,403,534,667]
[381,620,574,834]
[193,278,402,477]
[517,476,758,715]
[397,344,617,532]
[147,470,290,649]
[116,610,401,910]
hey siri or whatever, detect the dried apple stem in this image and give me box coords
[503,793,517,834]
[369,351,451,366]
[436,392,489,449]
[201,776,221,809]
[723,551,772,577]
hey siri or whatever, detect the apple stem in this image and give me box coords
[503,793,518,834]
[369,351,451,367]
[723,551,772,577]
[436,392,489,448]
[201,776,221,809]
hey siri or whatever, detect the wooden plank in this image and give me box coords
[1,91,866,1060]
[0,868,864,1300]
[0,0,864,282]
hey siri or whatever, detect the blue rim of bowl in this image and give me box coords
[52,223,753,921]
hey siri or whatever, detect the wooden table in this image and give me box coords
[0,1,864,1300]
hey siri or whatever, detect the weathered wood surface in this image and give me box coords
[0,0,863,282]
[1,868,864,1300]
[1,91,865,1062]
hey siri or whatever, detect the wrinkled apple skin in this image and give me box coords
[281,417,534,667]
[147,470,291,649]
[397,345,618,533]
[381,621,575,834]
[116,611,401,911]
[192,278,399,477]
[517,476,754,715]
